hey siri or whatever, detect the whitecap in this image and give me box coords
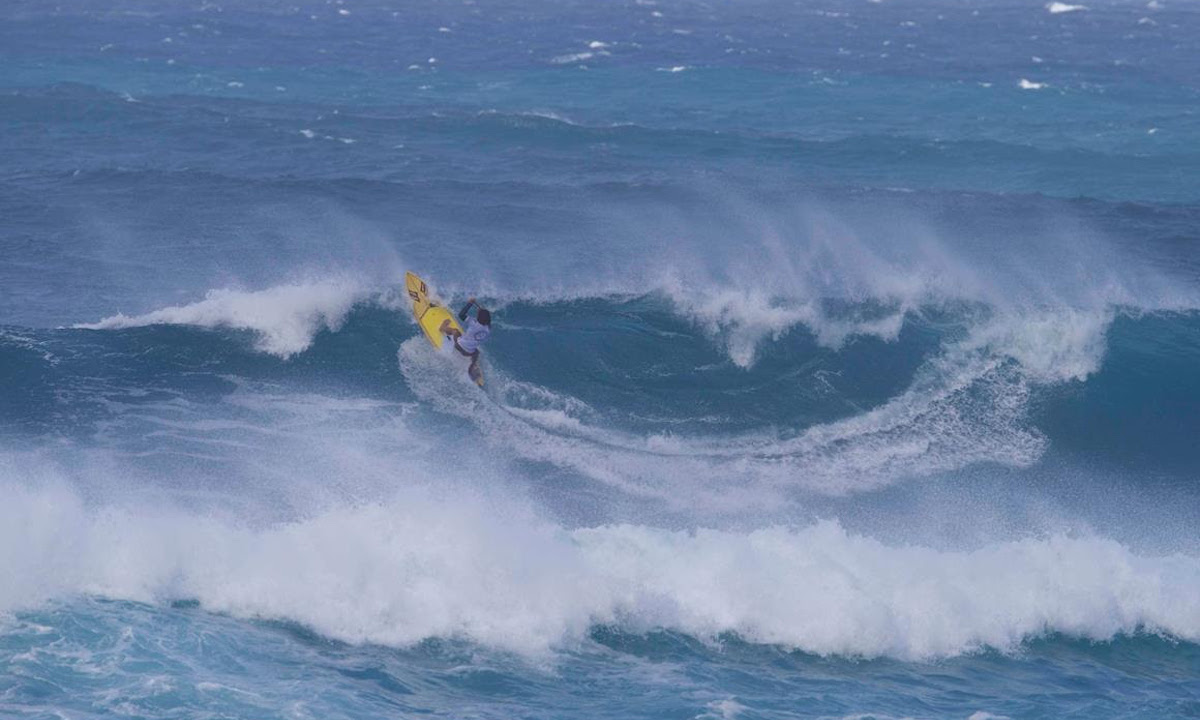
[550,52,594,65]
[75,278,369,358]
[3,481,1197,661]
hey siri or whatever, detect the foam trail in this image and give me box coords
[2,482,1197,661]
[75,278,370,357]
[398,304,1079,501]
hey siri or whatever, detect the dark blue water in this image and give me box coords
[2,0,1199,718]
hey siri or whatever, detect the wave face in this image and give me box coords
[3,0,1200,718]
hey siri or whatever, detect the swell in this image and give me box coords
[4,83,1200,202]
[4,599,1198,720]
[4,303,1199,658]
[10,294,1197,495]
[6,165,1200,333]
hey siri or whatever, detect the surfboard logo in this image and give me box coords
[408,280,426,302]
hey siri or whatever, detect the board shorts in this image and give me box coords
[453,339,479,361]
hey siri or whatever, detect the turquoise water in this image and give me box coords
[2,0,1199,717]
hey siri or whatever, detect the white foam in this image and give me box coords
[659,279,909,368]
[2,482,1196,661]
[960,309,1112,383]
[487,109,580,126]
[398,335,1045,501]
[1047,2,1087,12]
[550,52,594,65]
[75,278,369,358]
[665,287,819,368]
[699,698,746,720]
[1019,78,1046,90]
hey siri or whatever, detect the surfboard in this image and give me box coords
[405,272,484,386]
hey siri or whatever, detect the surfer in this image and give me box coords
[439,297,491,384]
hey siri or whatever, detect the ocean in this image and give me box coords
[1,0,1199,717]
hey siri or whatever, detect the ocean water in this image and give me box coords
[2,0,1199,717]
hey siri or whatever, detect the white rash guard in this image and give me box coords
[457,317,491,353]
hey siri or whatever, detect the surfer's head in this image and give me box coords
[477,308,491,326]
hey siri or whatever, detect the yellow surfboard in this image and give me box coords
[405,272,484,386]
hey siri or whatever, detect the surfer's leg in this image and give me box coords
[439,319,461,339]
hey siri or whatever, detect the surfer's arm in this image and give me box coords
[458,297,477,321]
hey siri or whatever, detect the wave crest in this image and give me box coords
[74,278,370,358]
[2,483,1196,661]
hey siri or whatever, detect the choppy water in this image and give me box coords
[2,0,1199,718]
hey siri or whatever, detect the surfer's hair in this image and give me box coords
[477,308,491,325]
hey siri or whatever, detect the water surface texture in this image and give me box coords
[2,0,1199,718]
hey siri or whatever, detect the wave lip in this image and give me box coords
[74,279,369,358]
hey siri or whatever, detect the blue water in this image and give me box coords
[2,0,1199,718]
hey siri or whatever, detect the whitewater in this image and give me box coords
[3,0,1200,718]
